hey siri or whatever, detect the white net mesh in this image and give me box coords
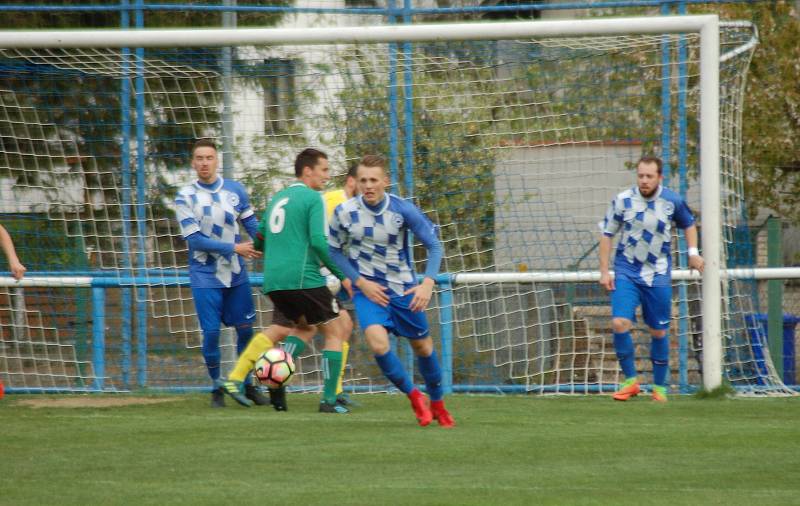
[0,22,792,396]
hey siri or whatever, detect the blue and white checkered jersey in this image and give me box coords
[174,178,255,288]
[599,185,695,287]
[328,194,441,297]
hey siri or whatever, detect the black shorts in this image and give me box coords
[268,286,340,327]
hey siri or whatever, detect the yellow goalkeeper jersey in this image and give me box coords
[323,188,348,219]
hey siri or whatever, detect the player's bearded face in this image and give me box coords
[191,146,219,184]
[357,165,389,205]
[636,162,662,198]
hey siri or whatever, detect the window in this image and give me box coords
[263,59,296,135]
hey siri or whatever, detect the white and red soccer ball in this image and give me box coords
[254,348,296,389]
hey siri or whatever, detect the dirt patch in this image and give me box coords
[17,397,179,409]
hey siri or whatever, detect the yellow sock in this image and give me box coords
[230,332,274,382]
[336,341,349,395]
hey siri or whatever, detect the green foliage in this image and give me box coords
[329,44,499,272]
[691,1,800,224]
[0,3,289,261]
[0,0,287,29]
[0,216,87,271]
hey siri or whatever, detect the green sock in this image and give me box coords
[322,350,343,404]
[282,335,306,360]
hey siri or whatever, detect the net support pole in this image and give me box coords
[439,280,455,394]
[699,16,722,391]
[677,0,691,393]
[134,0,149,388]
[92,287,106,391]
[222,0,236,178]
[220,0,238,375]
[387,0,400,190]
[659,1,672,180]
[402,0,414,200]
[120,0,134,389]
[767,216,784,379]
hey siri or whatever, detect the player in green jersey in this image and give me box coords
[217,148,353,414]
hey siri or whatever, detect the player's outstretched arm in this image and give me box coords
[0,224,25,280]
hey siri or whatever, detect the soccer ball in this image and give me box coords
[254,348,296,389]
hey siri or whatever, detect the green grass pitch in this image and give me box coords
[2,394,799,505]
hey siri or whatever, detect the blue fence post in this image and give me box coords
[402,0,414,200]
[387,0,400,191]
[659,1,673,182]
[92,287,106,391]
[438,278,455,394]
[119,0,134,389]
[676,0,691,393]
[135,0,149,388]
[783,316,799,385]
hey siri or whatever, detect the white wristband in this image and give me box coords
[688,247,699,257]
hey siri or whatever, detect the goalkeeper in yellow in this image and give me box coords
[216,148,352,413]
[322,163,360,407]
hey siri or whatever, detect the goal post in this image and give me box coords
[0,15,791,396]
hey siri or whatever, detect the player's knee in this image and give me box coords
[364,327,390,354]
[651,329,667,339]
[410,338,433,357]
[369,340,390,355]
[611,318,631,333]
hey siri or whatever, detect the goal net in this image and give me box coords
[0,17,792,395]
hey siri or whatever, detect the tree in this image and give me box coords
[0,1,288,267]
[694,1,800,225]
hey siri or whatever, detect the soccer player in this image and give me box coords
[598,155,704,402]
[0,223,26,280]
[322,163,359,407]
[328,154,455,428]
[174,139,268,408]
[217,148,352,414]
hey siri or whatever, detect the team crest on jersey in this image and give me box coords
[227,192,240,207]
[663,201,675,216]
[392,214,404,228]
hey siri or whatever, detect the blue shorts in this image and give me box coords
[191,282,256,332]
[611,276,672,330]
[353,291,429,339]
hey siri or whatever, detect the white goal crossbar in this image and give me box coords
[0,15,725,390]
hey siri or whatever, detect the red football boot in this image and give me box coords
[408,388,433,426]
[430,399,455,428]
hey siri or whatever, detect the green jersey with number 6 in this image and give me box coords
[254,182,346,293]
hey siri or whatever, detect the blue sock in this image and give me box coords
[375,350,414,394]
[235,325,254,386]
[651,335,670,387]
[417,350,443,401]
[201,330,221,381]
[613,331,637,379]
